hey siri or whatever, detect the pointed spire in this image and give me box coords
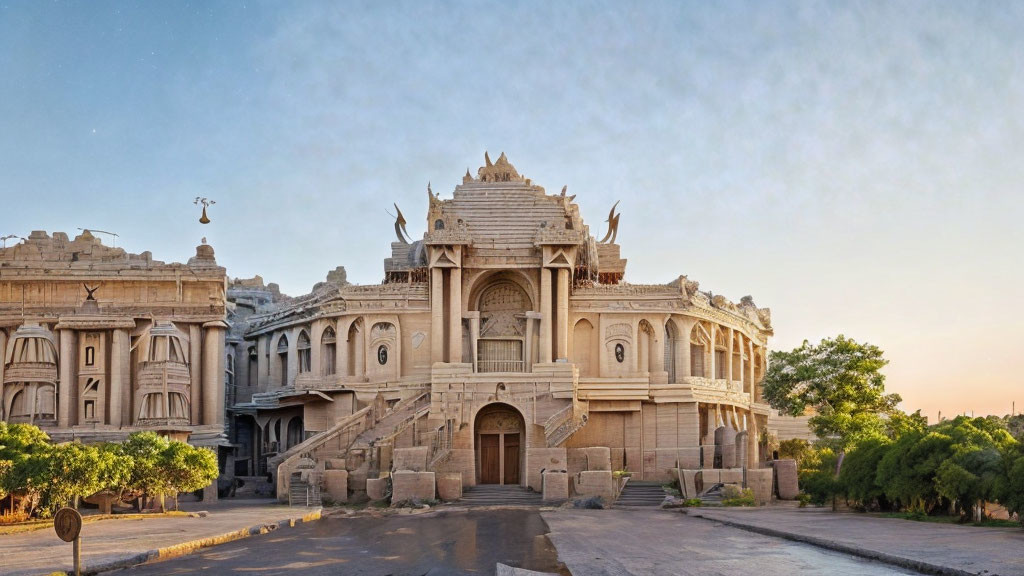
[484,151,492,167]
[497,151,508,164]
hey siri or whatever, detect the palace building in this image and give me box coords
[0,230,229,450]
[225,153,778,504]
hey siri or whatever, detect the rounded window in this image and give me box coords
[614,343,625,363]
[377,345,389,365]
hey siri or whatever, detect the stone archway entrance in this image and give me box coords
[474,403,525,485]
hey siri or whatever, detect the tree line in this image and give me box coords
[766,336,1024,524]
[0,423,219,519]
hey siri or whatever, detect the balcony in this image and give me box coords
[137,361,190,387]
[3,362,57,384]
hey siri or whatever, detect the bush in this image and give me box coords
[721,486,755,507]
[798,448,841,506]
[797,493,812,508]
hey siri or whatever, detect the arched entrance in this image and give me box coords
[474,403,525,485]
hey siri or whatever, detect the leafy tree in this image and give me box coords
[993,444,1024,525]
[763,336,899,456]
[886,409,928,439]
[41,442,103,515]
[1003,414,1024,442]
[0,423,53,515]
[778,438,812,467]
[933,417,1015,521]
[159,441,218,509]
[839,436,892,510]
[122,431,172,510]
[797,448,841,506]
[95,442,134,500]
[876,428,953,514]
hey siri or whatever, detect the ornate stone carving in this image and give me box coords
[479,282,528,338]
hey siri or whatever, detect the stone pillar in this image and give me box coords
[335,320,346,380]
[286,328,299,387]
[109,328,129,428]
[540,268,552,363]
[727,328,734,382]
[680,318,694,378]
[556,268,569,360]
[190,325,203,425]
[708,324,716,380]
[652,319,666,373]
[203,325,226,428]
[431,267,444,364]
[449,267,462,363]
[748,340,756,397]
[525,312,541,372]
[748,412,759,468]
[468,313,480,372]
[0,329,6,419]
[256,335,269,391]
[58,329,75,428]
[353,324,365,379]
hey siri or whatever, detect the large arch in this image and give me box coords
[474,279,532,373]
[572,318,597,377]
[473,402,526,485]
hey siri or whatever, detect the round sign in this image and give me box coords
[54,507,82,542]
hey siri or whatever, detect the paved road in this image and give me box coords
[691,507,1024,576]
[543,508,922,576]
[0,500,314,576]
[116,509,567,576]
[115,506,927,576]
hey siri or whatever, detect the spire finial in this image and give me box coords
[484,151,492,167]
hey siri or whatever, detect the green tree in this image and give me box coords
[159,441,218,509]
[41,442,103,515]
[876,428,952,514]
[122,431,172,510]
[778,438,812,467]
[993,444,1024,525]
[797,448,841,506]
[838,436,892,510]
[933,417,1015,521]
[0,423,54,515]
[95,442,134,501]
[763,336,899,455]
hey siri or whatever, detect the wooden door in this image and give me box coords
[480,434,501,484]
[503,433,520,484]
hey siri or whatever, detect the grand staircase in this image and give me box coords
[459,485,544,507]
[615,481,667,507]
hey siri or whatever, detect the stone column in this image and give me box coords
[190,325,203,425]
[286,328,299,387]
[748,412,759,468]
[748,341,756,397]
[353,324,365,379]
[540,268,552,363]
[680,318,694,378]
[58,329,75,427]
[651,319,666,373]
[449,267,462,363]
[0,329,6,419]
[335,320,346,379]
[556,268,569,360]
[431,267,444,364]
[726,328,734,382]
[708,324,716,380]
[468,313,480,372]
[203,325,225,428]
[109,328,129,428]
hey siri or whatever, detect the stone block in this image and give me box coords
[526,448,567,492]
[585,447,611,471]
[324,458,346,471]
[575,470,614,501]
[543,471,569,501]
[773,459,799,500]
[391,470,435,503]
[676,469,698,499]
[746,468,773,504]
[720,468,744,485]
[322,469,348,503]
[437,472,462,501]
[392,446,430,472]
[366,477,388,501]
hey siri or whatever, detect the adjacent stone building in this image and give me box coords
[0,230,228,450]
[227,153,777,503]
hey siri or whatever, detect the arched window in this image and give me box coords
[689,323,710,378]
[665,320,678,383]
[297,331,311,374]
[321,326,336,376]
[276,334,289,386]
[714,327,728,380]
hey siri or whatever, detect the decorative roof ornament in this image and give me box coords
[392,203,410,244]
[477,151,524,183]
[598,201,620,244]
[194,197,215,224]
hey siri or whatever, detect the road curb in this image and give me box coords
[61,508,323,576]
[685,510,979,576]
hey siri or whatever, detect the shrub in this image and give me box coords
[721,486,755,507]
[573,496,604,509]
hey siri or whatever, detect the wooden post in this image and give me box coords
[73,536,81,576]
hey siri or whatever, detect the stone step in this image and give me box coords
[459,485,544,506]
[615,482,668,507]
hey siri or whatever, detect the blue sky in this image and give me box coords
[2,1,1022,420]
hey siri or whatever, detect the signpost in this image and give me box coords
[54,507,83,576]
